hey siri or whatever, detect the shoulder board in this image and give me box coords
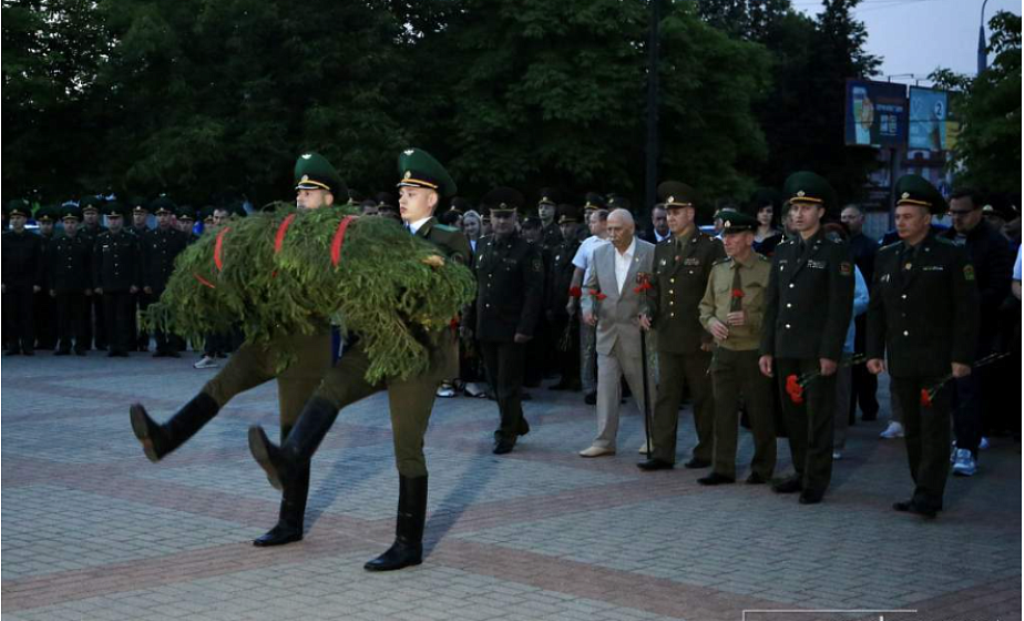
[778,238,794,246]
[434,224,459,233]
[712,257,732,266]
[757,253,770,261]
[932,236,956,247]
[657,238,673,246]
[878,241,902,253]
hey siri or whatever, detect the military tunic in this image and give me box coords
[142,227,190,354]
[47,233,93,353]
[92,229,141,355]
[646,229,725,464]
[79,223,108,350]
[760,229,854,496]
[35,231,58,350]
[466,232,545,444]
[547,236,583,388]
[2,230,45,353]
[698,254,776,479]
[867,234,979,511]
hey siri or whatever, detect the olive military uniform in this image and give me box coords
[867,175,979,515]
[466,188,545,453]
[92,203,142,356]
[2,201,45,354]
[761,173,854,501]
[697,214,776,482]
[48,207,94,354]
[645,183,725,466]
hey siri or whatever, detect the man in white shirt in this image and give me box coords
[567,208,610,404]
[578,209,656,456]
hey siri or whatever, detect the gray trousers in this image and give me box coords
[592,338,657,449]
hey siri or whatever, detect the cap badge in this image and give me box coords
[667,196,675,204]
[901,192,910,200]
[404,170,412,180]
[403,149,415,156]
[797,190,806,198]
[724,220,732,228]
[301,154,312,160]
[301,175,309,183]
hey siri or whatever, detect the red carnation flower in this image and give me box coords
[920,389,932,408]
[785,374,804,405]
[569,286,583,299]
[589,289,607,301]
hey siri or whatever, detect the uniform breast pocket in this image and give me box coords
[744,282,765,310]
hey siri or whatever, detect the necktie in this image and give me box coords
[729,263,743,313]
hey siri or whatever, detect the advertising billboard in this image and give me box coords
[908,87,949,152]
[845,79,908,148]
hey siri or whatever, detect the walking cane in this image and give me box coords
[636,272,654,461]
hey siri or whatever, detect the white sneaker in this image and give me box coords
[952,448,977,477]
[950,441,958,464]
[879,421,904,439]
[464,382,487,398]
[979,436,990,450]
[193,356,218,369]
[832,450,843,460]
[436,383,456,398]
[638,440,654,454]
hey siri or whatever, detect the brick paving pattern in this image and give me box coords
[2,354,1020,620]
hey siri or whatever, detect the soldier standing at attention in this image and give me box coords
[759,172,854,505]
[34,205,59,351]
[464,187,545,455]
[143,197,190,358]
[129,198,152,351]
[93,202,141,357]
[867,175,979,519]
[638,182,724,470]
[79,196,107,351]
[130,153,342,548]
[48,206,94,356]
[248,148,472,572]
[696,211,776,484]
[2,200,44,355]
[547,204,584,391]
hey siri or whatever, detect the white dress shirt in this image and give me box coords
[572,236,611,286]
[614,238,636,294]
[407,217,431,235]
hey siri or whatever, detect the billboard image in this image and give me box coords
[845,79,908,148]
[908,87,948,152]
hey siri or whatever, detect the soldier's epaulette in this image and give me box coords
[778,238,794,247]
[932,236,956,247]
[757,253,770,261]
[878,240,902,253]
[657,238,674,246]
[712,257,732,266]
[434,223,459,233]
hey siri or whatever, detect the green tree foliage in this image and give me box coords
[932,11,1021,195]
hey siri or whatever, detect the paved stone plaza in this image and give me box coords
[2,354,1020,621]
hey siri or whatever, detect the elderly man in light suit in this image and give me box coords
[579,209,657,457]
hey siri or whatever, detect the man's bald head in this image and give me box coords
[607,208,636,250]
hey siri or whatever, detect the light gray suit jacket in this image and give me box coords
[581,238,656,358]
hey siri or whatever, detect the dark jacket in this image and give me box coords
[47,233,93,293]
[760,229,855,361]
[647,230,725,353]
[939,219,1013,343]
[2,230,44,288]
[142,227,190,292]
[867,234,979,377]
[546,236,581,317]
[466,233,545,342]
[92,229,141,292]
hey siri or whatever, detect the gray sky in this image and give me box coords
[797,0,1021,82]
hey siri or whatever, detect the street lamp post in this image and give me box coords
[977,0,990,74]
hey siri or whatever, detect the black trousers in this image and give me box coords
[850,316,879,419]
[891,375,951,511]
[3,286,35,352]
[552,312,581,387]
[86,292,107,350]
[34,290,57,349]
[775,358,836,495]
[103,291,134,354]
[55,291,90,352]
[479,340,528,443]
[134,290,152,350]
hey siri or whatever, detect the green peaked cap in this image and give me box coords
[895,174,947,216]
[397,148,457,197]
[658,181,697,208]
[720,210,758,233]
[294,152,346,196]
[783,171,836,212]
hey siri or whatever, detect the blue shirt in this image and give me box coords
[844,266,869,354]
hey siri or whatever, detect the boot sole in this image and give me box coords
[248,426,285,492]
[129,404,161,464]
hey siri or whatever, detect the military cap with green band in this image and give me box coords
[719,210,759,233]
[783,171,836,211]
[557,203,582,224]
[583,192,606,210]
[6,199,31,218]
[397,148,457,197]
[79,195,103,213]
[538,188,559,207]
[151,195,177,215]
[35,205,57,223]
[607,194,631,211]
[294,152,345,196]
[101,201,126,218]
[61,205,82,222]
[481,187,525,215]
[894,174,948,216]
[657,181,697,209]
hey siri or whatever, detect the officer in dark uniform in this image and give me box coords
[578,192,605,242]
[142,196,190,357]
[34,205,59,350]
[48,206,93,355]
[130,152,342,548]
[248,148,472,572]
[2,200,44,355]
[79,196,107,350]
[537,188,564,249]
[464,187,545,454]
[547,204,584,390]
[92,201,141,357]
[638,182,725,470]
[176,206,199,241]
[128,198,152,351]
[867,175,979,518]
[759,172,855,504]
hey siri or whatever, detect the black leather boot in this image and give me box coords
[253,463,310,547]
[130,393,220,462]
[249,396,339,492]
[364,475,427,572]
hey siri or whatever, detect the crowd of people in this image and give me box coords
[3,150,1022,571]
